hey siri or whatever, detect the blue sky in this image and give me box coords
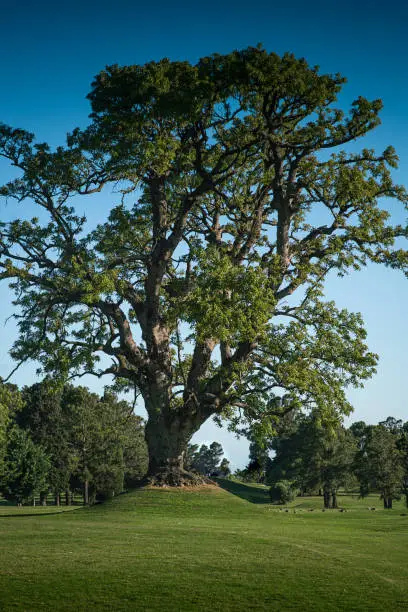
[0,0,407,468]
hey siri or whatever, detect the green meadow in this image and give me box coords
[1,482,407,611]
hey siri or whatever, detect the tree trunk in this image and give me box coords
[331,490,338,509]
[84,480,89,505]
[383,496,392,509]
[144,411,210,486]
[323,489,331,509]
[40,492,47,506]
[65,489,71,506]
[55,493,60,507]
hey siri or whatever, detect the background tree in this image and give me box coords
[17,382,74,505]
[218,458,231,477]
[243,437,270,482]
[1,47,407,485]
[355,425,404,508]
[0,380,22,482]
[1,426,50,505]
[122,413,148,488]
[186,441,225,477]
[269,480,298,505]
[62,386,144,503]
[266,416,357,508]
[399,422,408,507]
[7,382,147,504]
[379,417,403,435]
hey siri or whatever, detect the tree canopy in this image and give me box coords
[0,47,407,484]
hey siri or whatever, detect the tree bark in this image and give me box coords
[55,493,60,507]
[323,489,331,509]
[331,490,338,509]
[84,480,89,505]
[144,410,210,486]
[65,489,71,506]
[383,496,392,509]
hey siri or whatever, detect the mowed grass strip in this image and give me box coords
[0,483,407,611]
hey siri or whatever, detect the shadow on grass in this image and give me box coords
[217,479,270,504]
[0,509,81,518]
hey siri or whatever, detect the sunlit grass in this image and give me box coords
[0,482,407,610]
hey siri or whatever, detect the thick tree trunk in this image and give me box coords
[144,412,211,487]
[323,489,331,509]
[331,490,338,509]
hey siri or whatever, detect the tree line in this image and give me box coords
[0,379,148,505]
[239,414,408,509]
[0,379,230,505]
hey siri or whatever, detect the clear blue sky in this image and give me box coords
[0,0,407,469]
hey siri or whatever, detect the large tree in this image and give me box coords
[0,48,407,484]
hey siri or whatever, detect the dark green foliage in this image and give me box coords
[269,480,298,504]
[398,423,408,507]
[266,415,357,507]
[1,426,50,504]
[218,458,231,477]
[60,386,147,502]
[122,414,149,487]
[354,424,404,509]
[18,383,73,501]
[244,438,270,482]
[185,441,225,476]
[0,380,22,480]
[379,416,403,434]
[1,381,148,504]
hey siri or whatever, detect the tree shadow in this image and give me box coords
[217,479,270,504]
[0,508,81,518]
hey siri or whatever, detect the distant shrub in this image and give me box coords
[269,480,298,504]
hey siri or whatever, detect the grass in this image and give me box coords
[0,482,407,611]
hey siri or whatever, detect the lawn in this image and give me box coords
[0,482,407,611]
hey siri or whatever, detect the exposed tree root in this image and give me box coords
[143,468,216,488]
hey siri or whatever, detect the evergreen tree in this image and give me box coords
[0,380,22,482]
[186,441,225,476]
[355,425,404,509]
[1,427,50,505]
[218,458,231,477]
[266,416,357,508]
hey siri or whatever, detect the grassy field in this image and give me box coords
[0,481,407,611]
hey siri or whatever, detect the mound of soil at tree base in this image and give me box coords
[143,468,217,488]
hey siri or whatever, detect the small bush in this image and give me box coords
[269,480,298,504]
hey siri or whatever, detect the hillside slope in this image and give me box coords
[0,483,407,610]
